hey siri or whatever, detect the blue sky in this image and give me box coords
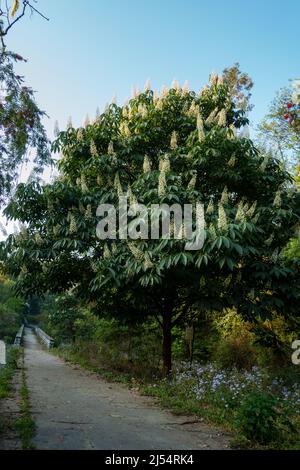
[1,0,299,237]
[7,0,300,137]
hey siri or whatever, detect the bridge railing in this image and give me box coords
[14,324,25,347]
[34,327,55,349]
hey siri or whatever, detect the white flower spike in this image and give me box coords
[145,79,151,91]
[83,114,90,127]
[170,131,178,150]
[66,116,73,129]
[182,80,190,92]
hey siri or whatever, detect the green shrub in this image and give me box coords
[92,318,162,378]
[55,317,163,380]
[211,309,258,369]
[0,347,20,399]
[213,336,258,369]
[0,275,24,343]
[40,293,86,343]
[234,391,295,445]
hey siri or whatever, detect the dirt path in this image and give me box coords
[23,327,231,450]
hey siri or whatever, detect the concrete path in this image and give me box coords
[24,328,231,450]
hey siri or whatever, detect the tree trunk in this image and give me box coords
[162,310,172,376]
[185,324,195,365]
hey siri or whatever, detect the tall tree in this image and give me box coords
[2,73,300,374]
[257,86,300,167]
[257,78,300,262]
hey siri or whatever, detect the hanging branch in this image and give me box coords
[0,0,49,48]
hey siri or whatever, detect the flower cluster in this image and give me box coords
[172,362,300,413]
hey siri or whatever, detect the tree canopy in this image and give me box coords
[257,78,300,169]
[2,71,300,373]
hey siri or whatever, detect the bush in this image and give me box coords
[212,309,258,369]
[40,293,86,343]
[0,275,24,343]
[234,391,295,445]
[55,316,163,380]
[92,318,162,379]
[213,336,258,369]
[211,309,297,370]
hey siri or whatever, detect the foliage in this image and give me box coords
[0,51,50,205]
[0,346,20,399]
[222,62,254,112]
[14,353,36,449]
[283,236,300,261]
[144,361,300,448]
[212,335,258,370]
[257,87,300,167]
[234,391,295,445]
[2,68,300,373]
[52,313,163,380]
[256,80,300,298]
[212,308,298,368]
[0,273,23,342]
[0,0,50,206]
[40,293,86,344]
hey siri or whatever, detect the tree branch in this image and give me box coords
[27,1,49,22]
[0,0,49,48]
[2,1,28,39]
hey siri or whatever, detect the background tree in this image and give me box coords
[2,72,300,374]
[257,78,300,263]
[0,271,24,342]
[0,0,50,205]
[257,86,300,167]
[222,62,254,113]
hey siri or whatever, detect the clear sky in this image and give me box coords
[6,0,300,139]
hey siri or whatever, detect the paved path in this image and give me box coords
[24,328,231,450]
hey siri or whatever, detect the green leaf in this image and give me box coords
[226,258,235,270]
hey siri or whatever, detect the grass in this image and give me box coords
[0,346,21,436]
[52,346,133,385]
[140,380,234,429]
[0,344,36,449]
[14,351,36,449]
[0,346,20,399]
[141,381,300,449]
[141,367,300,450]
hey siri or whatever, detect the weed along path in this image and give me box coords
[23,328,231,450]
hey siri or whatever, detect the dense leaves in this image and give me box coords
[257,85,300,168]
[0,50,50,204]
[2,71,300,372]
[0,273,23,342]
